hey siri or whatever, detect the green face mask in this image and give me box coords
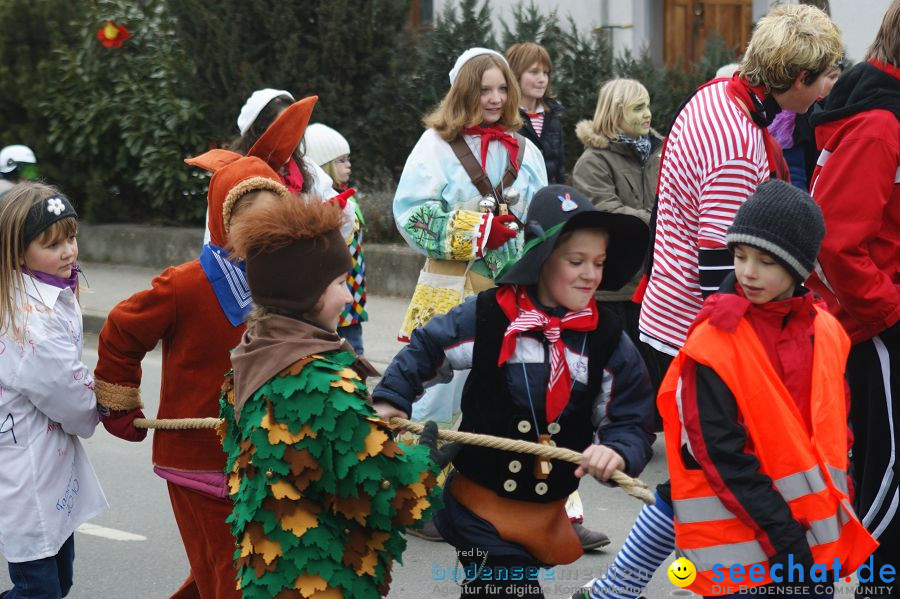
[17,163,39,181]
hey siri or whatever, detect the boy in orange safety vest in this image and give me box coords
[657,180,877,598]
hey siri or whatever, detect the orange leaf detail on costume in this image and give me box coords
[228,473,241,496]
[410,495,432,520]
[216,418,228,442]
[356,551,378,577]
[268,422,316,445]
[281,504,319,536]
[253,536,282,565]
[293,574,328,596]
[310,589,342,599]
[238,531,253,558]
[356,427,389,460]
[279,355,317,377]
[330,378,358,393]
[337,367,360,380]
[407,481,427,498]
[271,480,301,500]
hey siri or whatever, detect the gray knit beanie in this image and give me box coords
[725,179,825,282]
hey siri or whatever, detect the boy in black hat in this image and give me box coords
[372,184,655,598]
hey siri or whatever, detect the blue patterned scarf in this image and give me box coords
[199,244,252,327]
[617,134,652,164]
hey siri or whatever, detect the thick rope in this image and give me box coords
[133,416,655,504]
[134,417,220,430]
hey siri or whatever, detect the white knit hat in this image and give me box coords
[449,47,507,85]
[0,144,37,173]
[237,88,294,135]
[302,123,350,167]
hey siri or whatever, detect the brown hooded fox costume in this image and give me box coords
[93,97,317,599]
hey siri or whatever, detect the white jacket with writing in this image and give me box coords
[0,275,107,562]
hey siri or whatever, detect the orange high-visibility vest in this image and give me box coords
[658,306,877,597]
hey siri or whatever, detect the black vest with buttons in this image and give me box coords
[452,288,623,502]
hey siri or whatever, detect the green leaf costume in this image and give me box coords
[219,350,441,598]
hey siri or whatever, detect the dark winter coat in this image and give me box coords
[519,98,566,184]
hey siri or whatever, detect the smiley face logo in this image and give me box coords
[667,557,697,587]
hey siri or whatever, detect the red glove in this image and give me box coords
[102,409,148,442]
[327,187,356,210]
[484,214,517,250]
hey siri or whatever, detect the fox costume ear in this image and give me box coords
[248,95,318,170]
[184,148,242,173]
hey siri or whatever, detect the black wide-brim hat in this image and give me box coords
[497,184,649,291]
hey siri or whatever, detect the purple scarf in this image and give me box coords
[768,111,797,149]
[28,264,79,293]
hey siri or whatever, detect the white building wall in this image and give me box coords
[758,1,889,62]
[435,0,890,64]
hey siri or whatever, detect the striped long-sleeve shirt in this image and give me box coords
[639,80,770,354]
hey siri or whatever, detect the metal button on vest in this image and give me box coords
[508,460,522,473]
[548,422,561,435]
[504,479,517,492]
[517,420,532,434]
[535,482,548,495]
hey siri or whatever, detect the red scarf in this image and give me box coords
[724,75,791,182]
[495,285,598,422]
[282,157,305,193]
[461,125,520,172]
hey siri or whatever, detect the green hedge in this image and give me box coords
[0,0,736,229]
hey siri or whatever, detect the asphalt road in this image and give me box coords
[0,330,683,599]
[0,272,865,598]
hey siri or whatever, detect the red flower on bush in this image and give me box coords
[96,21,130,48]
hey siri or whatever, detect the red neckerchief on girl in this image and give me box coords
[282,157,305,193]
[724,74,791,182]
[461,124,520,172]
[495,285,598,422]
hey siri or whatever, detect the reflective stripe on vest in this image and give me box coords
[673,464,848,523]
[675,502,854,571]
[829,465,848,495]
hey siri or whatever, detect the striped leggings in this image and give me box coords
[588,489,675,599]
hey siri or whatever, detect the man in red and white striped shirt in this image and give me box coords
[573,7,845,599]
[638,4,843,363]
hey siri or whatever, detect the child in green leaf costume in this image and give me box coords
[218,198,443,598]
